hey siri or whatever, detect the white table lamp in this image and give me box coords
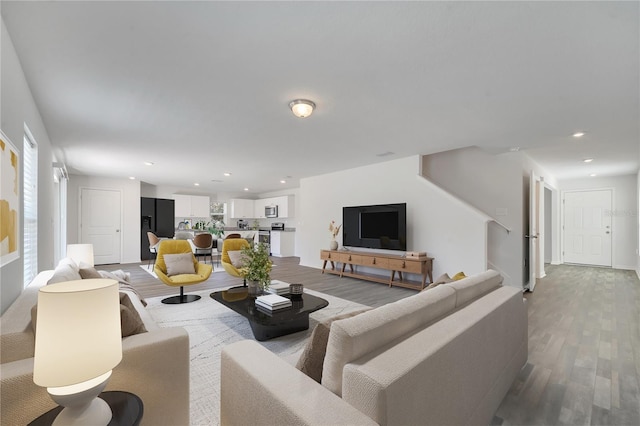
[66,244,95,267]
[34,279,122,425]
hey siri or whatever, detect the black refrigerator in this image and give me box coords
[141,197,175,260]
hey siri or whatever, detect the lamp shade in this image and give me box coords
[66,244,94,267]
[34,279,122,388]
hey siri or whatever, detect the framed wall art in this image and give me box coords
[1,130,20,266]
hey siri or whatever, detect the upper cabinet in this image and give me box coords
[173,194,210,218]
[230,195,295,219]
[253,198,267,219]
[271,195,295,218]
[230,198,254,219]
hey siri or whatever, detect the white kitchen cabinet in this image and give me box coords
[230,198,255,218]
[173,194,210,218]
[190,196,210,217]
[270,231,295,257]
[273,195,295,218]
[253,198,267,219]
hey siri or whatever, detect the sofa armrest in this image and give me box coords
[221,340,376,426]
[111,327,190,425]
[0,357,57,425]
[1,327,189,426]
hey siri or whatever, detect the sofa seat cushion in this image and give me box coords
[322,284,457,396]
[448,269,503,308]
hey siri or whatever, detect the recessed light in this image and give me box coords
[194,183,200,186]
[573,132,585,138]
[280,180,286,184]
[244,187,249,191]
[144,161,154,166]
[590,173,597,177]
[224,172,231,177]
[583,158,594,163]
[129,177,135,180]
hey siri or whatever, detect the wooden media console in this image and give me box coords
[320,249,433,291]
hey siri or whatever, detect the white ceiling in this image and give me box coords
[2,1,638,196]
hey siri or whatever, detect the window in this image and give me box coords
[23,129,38,286]
[211,201,226,226]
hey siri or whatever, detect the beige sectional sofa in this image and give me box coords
[0,259,190,425]
[221,270,527,425]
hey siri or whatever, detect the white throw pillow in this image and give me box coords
[227,250,245,268]
[163,253,196,276]
[47,263,83,284]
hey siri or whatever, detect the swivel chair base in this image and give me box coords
[162,287,201,304]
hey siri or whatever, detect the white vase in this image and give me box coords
[329,240,338,250]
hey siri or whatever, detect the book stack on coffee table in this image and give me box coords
[255,294,292,315]
[267,280,290,296]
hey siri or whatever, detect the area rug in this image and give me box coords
[144,287,369,425]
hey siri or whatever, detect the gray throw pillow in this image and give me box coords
[296,308,371,383]
[227,250,245,268]
[164,253,196,276]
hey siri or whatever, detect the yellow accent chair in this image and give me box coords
[154,239,213,304]
[221,238,251,287]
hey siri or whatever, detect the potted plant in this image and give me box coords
[241,242,272,295]
[207,220,225,239]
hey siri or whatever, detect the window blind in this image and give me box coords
[23,134,38,286]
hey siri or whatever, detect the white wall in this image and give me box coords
[1,19,57,313]
[422,147,526,287]
[560,175,638,270]
[637,168,640,278]
[298,156,488,282]
[67,175,141,264]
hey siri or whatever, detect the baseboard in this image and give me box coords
[612,264,636,271]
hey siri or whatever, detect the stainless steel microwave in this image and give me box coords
[265,205,278,218]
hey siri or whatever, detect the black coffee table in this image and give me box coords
[210,286,328,341]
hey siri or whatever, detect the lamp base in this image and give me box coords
[47,371,113,426]
[52,397,111,426]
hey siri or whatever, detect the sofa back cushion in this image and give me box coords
[322,284,457,396]
[447,269,503,308]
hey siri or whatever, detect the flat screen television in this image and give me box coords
[342,203,407,251]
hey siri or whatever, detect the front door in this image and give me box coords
[80,188,121,265]
[563,189,612,267]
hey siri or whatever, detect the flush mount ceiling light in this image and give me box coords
[583,158,594,163]
[573,131,585,138]
[289,99,315,118]
[223,172,231,177]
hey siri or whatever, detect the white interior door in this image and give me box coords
[80,188,121,265]
[563,189,612,266]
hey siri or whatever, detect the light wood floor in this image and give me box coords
[102,259,640,425]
